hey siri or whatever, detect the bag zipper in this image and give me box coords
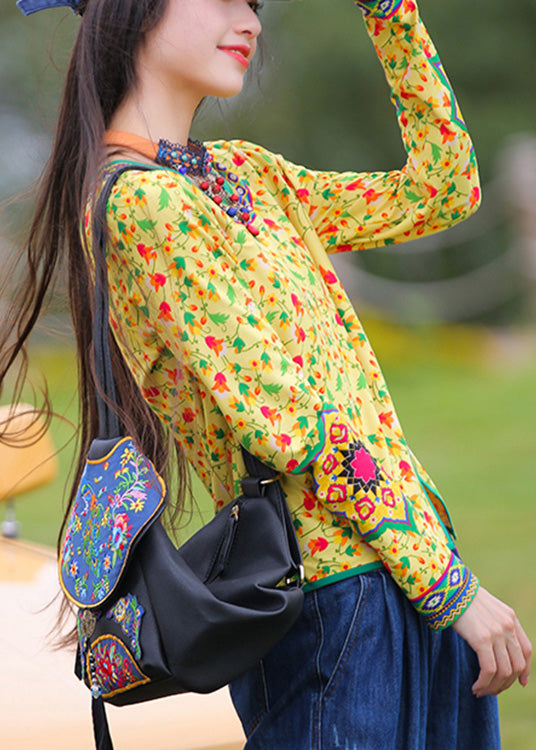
[205,503,240,583]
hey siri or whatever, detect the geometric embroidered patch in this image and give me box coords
[421,590,447,612]
[338,439,382,495]
[87,635,150,699]
[411,554,479,630]
[449,566,462,588]
[312,409,415,540]
[351,484,414,540]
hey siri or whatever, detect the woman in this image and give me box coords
[7,0,531,747]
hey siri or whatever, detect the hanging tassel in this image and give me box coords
[89,650,114,750]
[91,695,114,750]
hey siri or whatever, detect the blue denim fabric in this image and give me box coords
[229,570,500,749]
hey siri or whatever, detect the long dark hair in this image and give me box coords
[0,0,265,600]
[0,0,193,631]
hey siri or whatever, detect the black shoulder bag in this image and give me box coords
[58,165,305,750]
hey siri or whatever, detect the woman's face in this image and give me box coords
[139,0,263,103]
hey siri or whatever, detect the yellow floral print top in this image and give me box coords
[94,0,481,629]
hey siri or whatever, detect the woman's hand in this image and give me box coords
[452,586,532,697]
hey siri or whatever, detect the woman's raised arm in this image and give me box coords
[250,0,481,251]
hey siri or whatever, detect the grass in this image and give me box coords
[2,322,535,749]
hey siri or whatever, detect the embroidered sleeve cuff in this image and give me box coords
[410,554,480,630]
[354,0,404,18]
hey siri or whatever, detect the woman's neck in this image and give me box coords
[108,72,200,148]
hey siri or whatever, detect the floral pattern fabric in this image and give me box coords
[88,635,149,699]
[59,438,166,607]
[89,0,481,628]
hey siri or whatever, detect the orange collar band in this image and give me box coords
[104,130,158,161]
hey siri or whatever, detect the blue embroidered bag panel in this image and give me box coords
[59,437,166,608]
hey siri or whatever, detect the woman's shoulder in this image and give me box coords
[101,162,198,218]
[107,161,186,193]
[207,138,283,171]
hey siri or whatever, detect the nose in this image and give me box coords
[235,2,262,39]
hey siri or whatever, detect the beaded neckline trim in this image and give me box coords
[155,137,211,178]
[104,130,260,236]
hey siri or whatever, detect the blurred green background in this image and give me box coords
[1,0,535,746]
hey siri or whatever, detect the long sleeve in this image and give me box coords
[308,407,478,629]
[258,0,480,252]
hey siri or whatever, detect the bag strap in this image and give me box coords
[240,450,304,584]
[89,163,304,750]
[92,163,149,439]
[91,164,292,486]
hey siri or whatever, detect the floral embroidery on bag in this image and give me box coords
[106,594,145,660]
[59,438,165,607]
[87,635,150,698]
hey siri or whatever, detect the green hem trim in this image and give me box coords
[302,561,384,594]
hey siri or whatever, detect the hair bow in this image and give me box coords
[17,0,81,15]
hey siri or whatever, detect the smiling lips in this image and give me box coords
[218,44,251,69]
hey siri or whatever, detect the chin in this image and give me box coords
[206,77,246,99]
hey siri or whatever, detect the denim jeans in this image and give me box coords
[229,569,500,749]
